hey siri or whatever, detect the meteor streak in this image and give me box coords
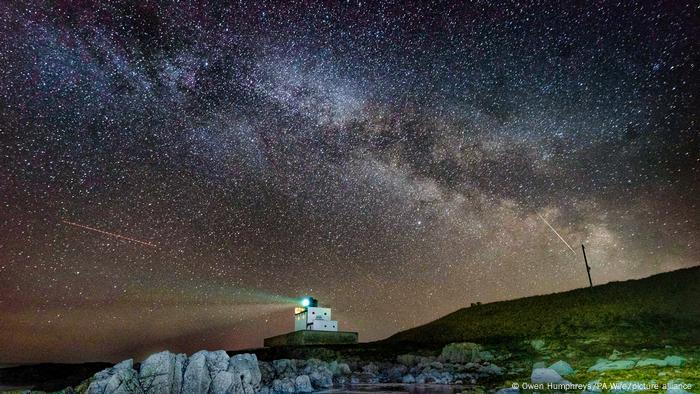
[537,213,577,255]
[62,220,156,247]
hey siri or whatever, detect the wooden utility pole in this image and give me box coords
[581,244,593,287]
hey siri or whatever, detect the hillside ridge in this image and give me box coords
[383,265,700,346]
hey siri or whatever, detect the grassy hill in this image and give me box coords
[382,266,700,349]
[240,267,700,392]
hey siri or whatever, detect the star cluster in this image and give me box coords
[0,1,698,363]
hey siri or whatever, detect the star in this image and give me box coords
[0,0,697,363]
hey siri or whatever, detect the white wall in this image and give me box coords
[294,307,338,331]
[310,319,338,331]
[294,311,308,331]
[305,307,332,323]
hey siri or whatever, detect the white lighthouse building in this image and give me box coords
[264,296,357,347]
[294,297,338,332]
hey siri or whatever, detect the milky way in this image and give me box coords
[0,1,698,363]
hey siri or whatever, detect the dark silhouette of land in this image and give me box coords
[2,266,698,391]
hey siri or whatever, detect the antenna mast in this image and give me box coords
[581,244,593,288]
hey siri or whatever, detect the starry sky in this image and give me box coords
[0,1,698,364]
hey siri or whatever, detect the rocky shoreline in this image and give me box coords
[15,341,695,394]
[75,343,505,394]
[258,345,504,392]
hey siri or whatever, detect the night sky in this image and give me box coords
[1,1,698,364]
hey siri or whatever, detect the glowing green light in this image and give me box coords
[301,298,311,307]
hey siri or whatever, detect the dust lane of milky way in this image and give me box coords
[0,1,698,363]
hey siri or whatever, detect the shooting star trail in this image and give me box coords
[62,220,156,247]
[537,213,577,255]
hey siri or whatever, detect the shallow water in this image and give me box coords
[319,383,470,394]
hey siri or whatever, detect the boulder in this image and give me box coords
[582,379,603,393]
[210,371,236,394]
[294,375,314,393]
[387,365,408,381]
[271,378,296,394]
[328,361,351,376]
[401,374,415,383]
[434,371,453,384]
[183,351,211,394]
[666,380,693,394]
[87,359,141,394]
[333,375,348,386]
[636,358,667,368]
[258,361,275,386]
[415,373,430,384]
[85,350,261,394]
[361,363,379,374]
[588,360,635,372]
[531,368,568,384]
[664,356,686,367]
[173,353,187,393]
[667,388,693,394]
[138,351,181,394]
[103,368,143,394]
[441,342,481,363]
[273,359,297,378]
[532,361,546,369]
[548,360,574,376]
[229,353,262,389]
[206,350,231,377]
[309,367,333,389]
[495,389,520,394]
